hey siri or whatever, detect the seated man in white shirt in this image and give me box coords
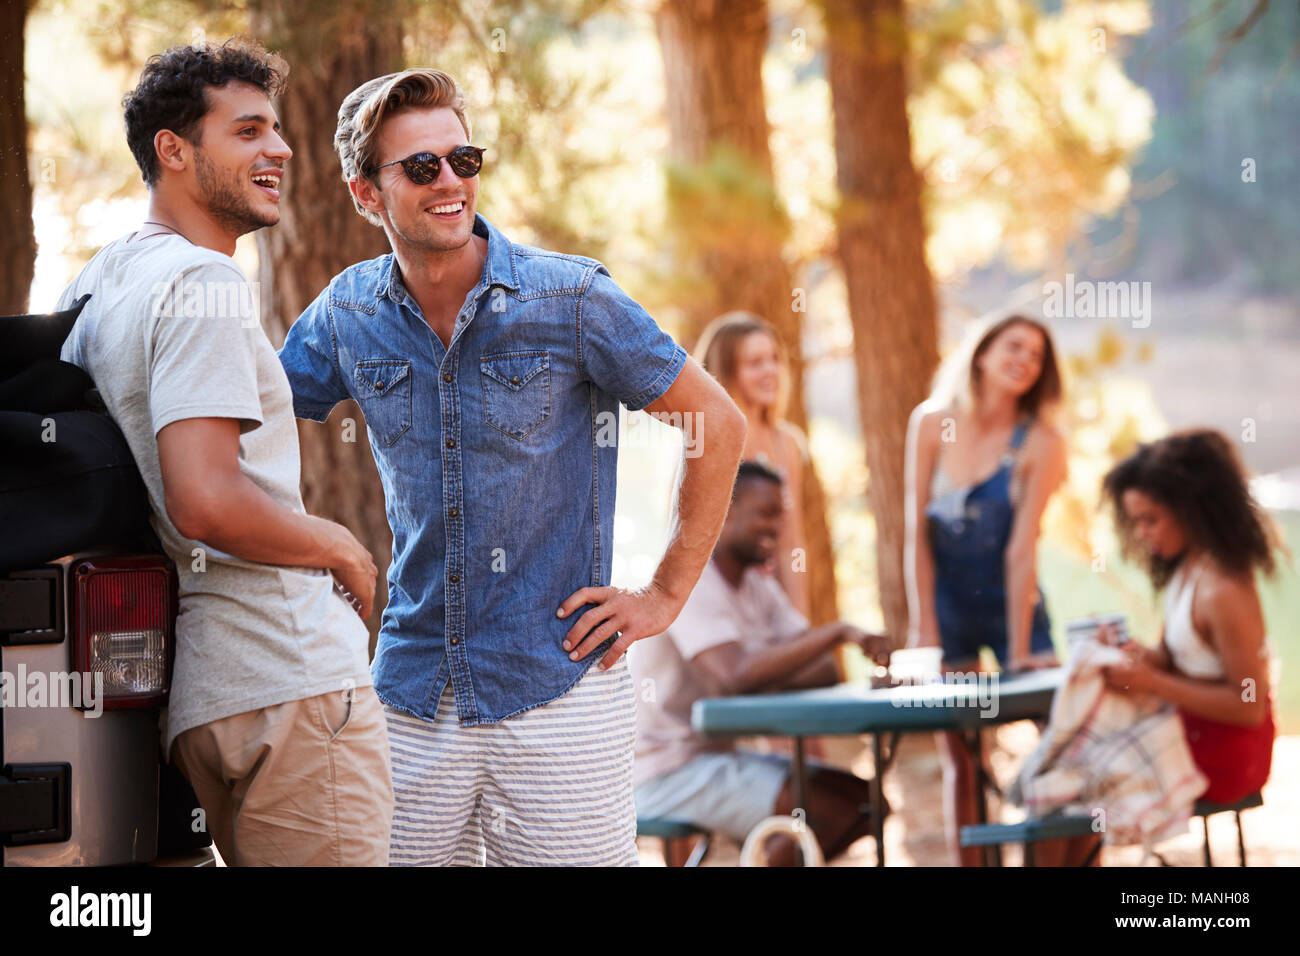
[630,460,892,865]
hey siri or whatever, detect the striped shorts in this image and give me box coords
[384,655,639,866]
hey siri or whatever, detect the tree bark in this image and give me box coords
[822,0,940,644]
[654,0,789,345]
[1,0,36,315]
[250,0,403,648]
[655,0,839,625]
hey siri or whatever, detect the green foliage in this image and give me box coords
[909,0,1156,279]
[660,143,793,311]
[400,0,626,260]
[1035,322,1165,660]
[24,0,636,304]
[25,0,231,298]
[1123,0,1300,295]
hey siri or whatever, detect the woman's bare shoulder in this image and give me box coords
[1193,561,1266,653]
[1027,414,1067,444]
[775,419,810,462]
[1196,560,1261,610]
[1024,418,1068,462]
[909,403,953,445]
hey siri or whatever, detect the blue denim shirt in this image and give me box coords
[277,214,687,725]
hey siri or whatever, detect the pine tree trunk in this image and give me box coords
[1,0,36,315]
[250,0,403,649]
[823,0,940,644]
[655,0,839,625]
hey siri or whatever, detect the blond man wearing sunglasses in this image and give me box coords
[277,69,746,866]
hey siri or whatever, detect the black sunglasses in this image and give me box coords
[369,146,486,185]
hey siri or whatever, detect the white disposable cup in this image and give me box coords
[888,646,944,684]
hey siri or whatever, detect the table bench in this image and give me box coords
[636,817,712,867]
[960,791,1265,866]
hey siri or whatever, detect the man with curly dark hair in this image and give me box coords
[57,37,394,865]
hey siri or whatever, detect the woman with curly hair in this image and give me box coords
[1101,428,1279,805]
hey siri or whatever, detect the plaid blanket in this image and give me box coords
[1008,637,1208,849]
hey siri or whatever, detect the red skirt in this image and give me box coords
[1179,708,1275,805]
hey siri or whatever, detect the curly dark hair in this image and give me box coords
[1103,428,1280,589]
[123,36,288,186]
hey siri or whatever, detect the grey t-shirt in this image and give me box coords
[58,233,372,756]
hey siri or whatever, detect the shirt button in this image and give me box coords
[446,439,455,448]
[443,373,452,383]
[449,508,459,517]
[450,574,460,583]
[375,381,385,391]
[511,375,521,385]
[449,637,460,646]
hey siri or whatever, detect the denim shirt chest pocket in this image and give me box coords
[354,359,412,446]
[479,350,551,439]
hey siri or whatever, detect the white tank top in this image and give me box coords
[1162,556,1225,680]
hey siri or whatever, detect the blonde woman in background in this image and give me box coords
[695,312,811,618]
[904,314,1095,866]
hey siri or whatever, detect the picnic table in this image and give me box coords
[690,666,1063,865]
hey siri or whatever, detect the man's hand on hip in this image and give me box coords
[556,582,681,670]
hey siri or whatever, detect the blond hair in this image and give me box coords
[334,68,471,226]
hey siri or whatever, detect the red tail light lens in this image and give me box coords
[71,556,177,710]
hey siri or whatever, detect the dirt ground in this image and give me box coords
[636,729,1299,867]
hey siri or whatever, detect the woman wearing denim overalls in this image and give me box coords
[904,315,1081,866]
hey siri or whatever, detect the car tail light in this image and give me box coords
[70,556,177,710]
